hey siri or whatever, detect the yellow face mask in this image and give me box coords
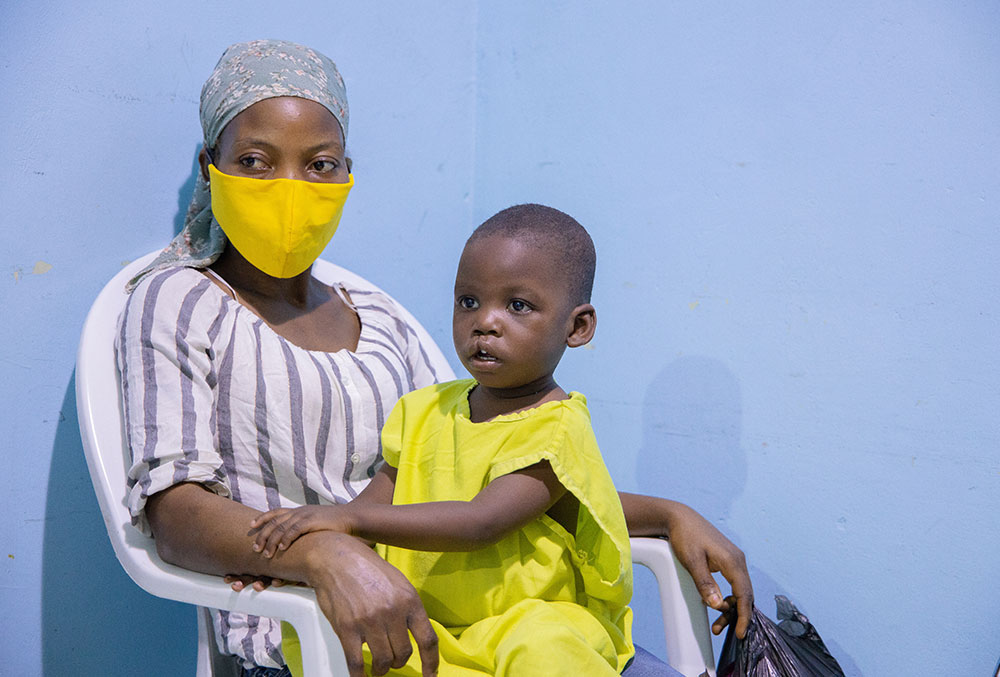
[209,164,354,278]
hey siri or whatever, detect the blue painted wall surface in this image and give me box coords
[473,3,999,675]
[1,3,475,674]
[2,2,997,675]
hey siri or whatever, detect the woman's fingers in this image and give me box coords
[224,574,251,591]
[673,541,726,610]
[365,630,395,676]
[308,534,439,677]
[409,611,439,677]
[710,595,738,635]
[369,601,437,676]
[666,503,755,639]
[728,571,754,638]
[334,628,367,677]
[223,574,285,591]
[387,624,415,671]
[710,548,753,638]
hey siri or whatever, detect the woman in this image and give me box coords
[119,39,751,677]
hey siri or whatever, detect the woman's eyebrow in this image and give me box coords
[229,138,344,155]
[303,139,345,154]
[231,138,279,151]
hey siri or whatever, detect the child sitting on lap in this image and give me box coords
[253,204,634,676]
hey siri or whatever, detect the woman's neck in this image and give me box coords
[206,245,361,353]
[211,246,314,306]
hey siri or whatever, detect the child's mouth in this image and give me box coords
[471,348,498,363]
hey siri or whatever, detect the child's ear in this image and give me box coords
[566,303,597,348]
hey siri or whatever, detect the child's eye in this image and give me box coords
[508,299,530,313]
[457,296,478,310]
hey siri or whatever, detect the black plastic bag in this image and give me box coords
[717,595,845,677]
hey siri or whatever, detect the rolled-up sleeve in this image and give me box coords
[116,269,231,535]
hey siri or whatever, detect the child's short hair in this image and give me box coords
[468,204,597,305]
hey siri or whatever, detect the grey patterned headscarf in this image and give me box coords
[128,39,349,290]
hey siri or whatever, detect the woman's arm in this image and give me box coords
[119,273,439,676]
[618,491,754,638]
[251,462,565,555]
[147,482,439,677]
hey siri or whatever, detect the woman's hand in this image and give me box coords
[303,531,439,677]
[663,502,753,637]
[618,493,754,638]
[223,573,289,592]
[148,485,438,676]
[233,526,439,676]
[251,505,355,558]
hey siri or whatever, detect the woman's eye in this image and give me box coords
[311,159,338,172]
[239,156,264,169]
[458,296,478,310]
[509,299,529,313]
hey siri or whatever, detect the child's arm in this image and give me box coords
[350,463,396,506]
[251,461,566,557]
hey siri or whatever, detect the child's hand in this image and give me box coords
[250,506,354,558]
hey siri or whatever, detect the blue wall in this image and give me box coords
[1,3,475,674]
[473,4,999,675]
[2,2,997,675]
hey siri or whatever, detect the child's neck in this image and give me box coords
[468,378,567,423]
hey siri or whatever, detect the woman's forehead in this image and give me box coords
[217,96,345,150]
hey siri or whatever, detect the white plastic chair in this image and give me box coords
[76,252,716,677]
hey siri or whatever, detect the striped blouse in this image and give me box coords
[116,266,441,669]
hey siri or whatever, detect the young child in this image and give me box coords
[252,204,634,676]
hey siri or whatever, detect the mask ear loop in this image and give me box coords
[204,145,218,180]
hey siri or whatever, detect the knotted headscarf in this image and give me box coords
[128,39,349,290]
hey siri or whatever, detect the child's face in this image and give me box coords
[453,235,581,393]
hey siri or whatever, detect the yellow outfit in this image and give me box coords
[285,379,633,676]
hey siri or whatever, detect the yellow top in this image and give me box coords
[375,379,634,675]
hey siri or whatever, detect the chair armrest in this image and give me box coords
[139,536,713,677]
[118,531,347,677]
[630,537,716,677]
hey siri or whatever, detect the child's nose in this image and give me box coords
[473,308,502,335]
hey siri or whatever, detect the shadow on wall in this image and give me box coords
[631,356,747,661]
[636,356,747,528]
[634,357,861,676]
[42,375,196,676]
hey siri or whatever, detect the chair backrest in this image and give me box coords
[76,252,158,588]
[75,253,455,599]
[76,254,714,676]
